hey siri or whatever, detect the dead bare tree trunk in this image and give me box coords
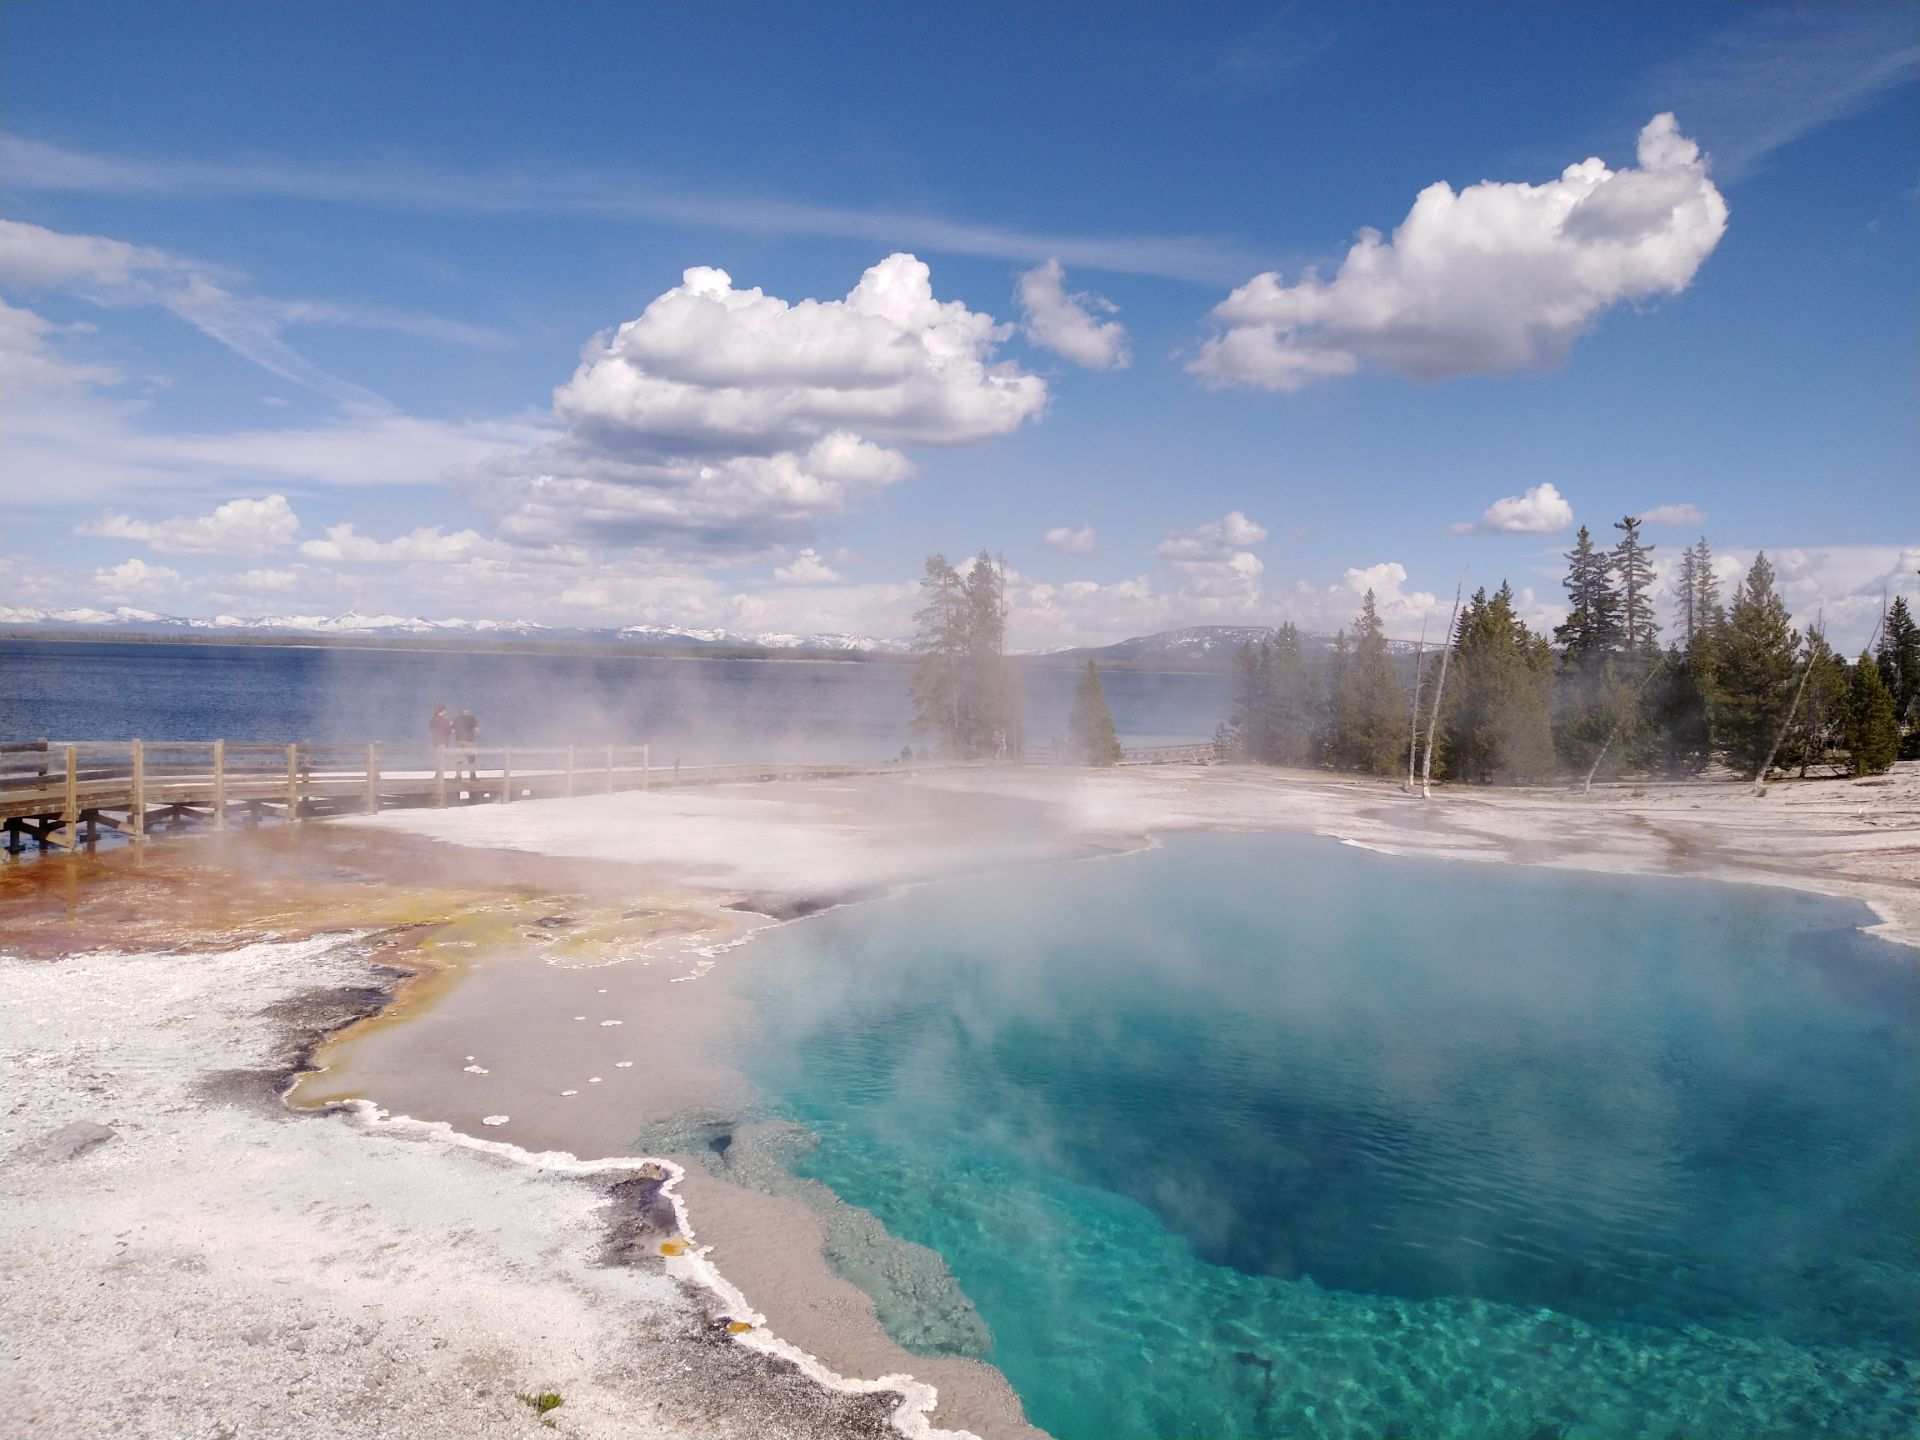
[1582,660,1662,795]
[1753,612,1822,794]
[1404,618,1428,793]
[1420,586,1462,800]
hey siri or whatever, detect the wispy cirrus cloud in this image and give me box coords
[0,133,1261,285]
[0,217,507,406]
[1640,3,1920,183]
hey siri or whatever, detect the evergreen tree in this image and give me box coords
[910,554,967,748]
[1677,544,1698,648]
[1716,552,1800,779]
[1068,661,1122,766]
[1553,525,1621,665]
[961,552,1016,757]
[1441,583,1557,783]
[1553,526,1635,778]
[1219,637,1272,762]
[1845,653,1898,776]
[1689,538,1724,635]
[1330,591,1408,774]
[910,550,1015,759]
[1876,595,1919,742]
[1611,515,1660,656]
[1780,629,1850,777]
[1260,623,1315,765]
[1638,645,1712,776]
[1682,537,1727,755]
[1316,628,1349,766]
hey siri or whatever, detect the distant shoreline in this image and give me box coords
[0,629,1239,673]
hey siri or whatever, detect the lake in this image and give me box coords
[720,832,1920,1439]
[0,639,1231,762]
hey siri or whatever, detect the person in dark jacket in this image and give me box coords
[452,707,479,782]
[429,704,453,756]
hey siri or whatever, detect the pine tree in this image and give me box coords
[1316,629,1349,766]
[1260,624,1315,765]
[1686,536,1725,679]
[1442,583,1557,783]
[1677,544,1698,649]
[1219,637,1272,761]
[1553,526,1636,777]
[1845,653,1898,776]
[1554,526,1621,665]
[1876,595,1919,741]
[910,554,967,750]
[1716,552,1800,779]
[911,550,1015,759]
[1611,516,1660,656]
[962,551,1014,757]
[1780,630,1850,777]
[1639,645,1712,776]
[1690,538,1724,636]
[1330,591,1408,774]
[1068,661,1122,766]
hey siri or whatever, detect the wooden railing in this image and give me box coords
[1,738,871,851]
[1118,743,1220,766]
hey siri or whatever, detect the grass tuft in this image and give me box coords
[517,1389,564,1420]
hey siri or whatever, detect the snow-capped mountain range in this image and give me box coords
[0,606,909,654]
[2,612,1414,662]
[1050,624,1424,663]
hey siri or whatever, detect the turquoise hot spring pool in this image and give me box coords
[705,832,1918,1439]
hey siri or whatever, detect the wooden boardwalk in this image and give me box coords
[0,738,873,852]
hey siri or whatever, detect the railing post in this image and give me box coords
[642,742,650,791]
[500,748,512,804]
[565,745,576,797]
[212,740,226,831]
[605,745,614,794]
[286,744,301,824]
[365,742,380,815]
[59,744,78,849]
[129,739,145,842]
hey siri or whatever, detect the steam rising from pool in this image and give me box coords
[724,833,1920,1439]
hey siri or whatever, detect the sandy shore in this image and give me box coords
[3,761,1915,1439]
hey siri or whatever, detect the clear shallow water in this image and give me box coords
[730,834,1920,1439]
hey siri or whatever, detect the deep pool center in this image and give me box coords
[716,832,1919,1440]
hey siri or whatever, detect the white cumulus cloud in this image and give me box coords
[1155,511,1269,599]
[80,494,299,555]
[1157,510,1268,560]
[1452,482,1575,535]
[555,254,1045,451]
[1191,114,1729,391]
[505,254,1044,550]
[92,557,179,596]
[1016,259,1131,369]
[298,523,511,566]
[1043,525,1098,555]
[772,548,842,584]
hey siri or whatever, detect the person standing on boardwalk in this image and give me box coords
[452,707,479,783]
[429,704,452,764]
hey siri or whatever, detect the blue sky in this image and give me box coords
[2,1,1915,648]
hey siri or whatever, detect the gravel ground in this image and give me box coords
[0,932,932,1440]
